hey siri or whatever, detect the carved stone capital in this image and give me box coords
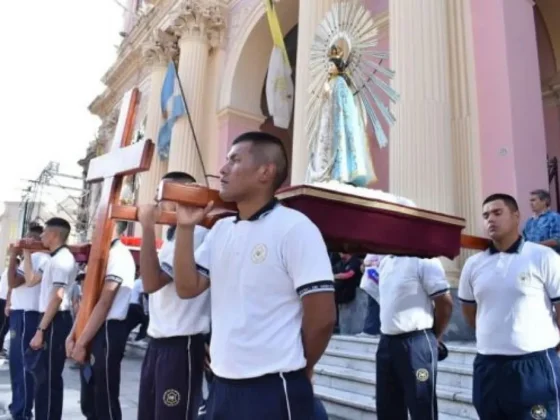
[142,29,179,66]
[171,0,227,47]
[96,109,120,150]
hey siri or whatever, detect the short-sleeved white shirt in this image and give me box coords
[378,256,450,335]
[147,226,210,338]
[11,252,51,311]
[39,246,78,313]
[105,240,136,320]
[195,201,335,380]
[458,239,560,355]
[0,269,8,300]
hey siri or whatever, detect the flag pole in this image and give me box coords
[172,61,210,188]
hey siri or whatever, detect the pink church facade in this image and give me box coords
[214,0,560,221]
[94,0,560,231]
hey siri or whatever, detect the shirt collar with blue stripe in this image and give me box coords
[234,198,278,223]
[50,245,68,257]
[488,236,524,255]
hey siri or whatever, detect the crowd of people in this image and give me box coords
[0,131,559,420]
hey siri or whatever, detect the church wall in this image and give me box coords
[471,0,548,220]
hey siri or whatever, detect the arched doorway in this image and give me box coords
[535,1,560,209]
[216,0,299,174]
[259,25,298,187]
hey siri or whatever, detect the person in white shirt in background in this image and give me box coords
[0,268,10,358]
[66,221,136,420]
[459,193,560,419]
[6,222,49,420]
[357,254,384,338]
[375,255,453,420]
[27,217,78,420]
[137,171,210,420]
[125,277,149,341]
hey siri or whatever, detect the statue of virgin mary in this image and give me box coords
[305,1,398,187]
[307,44,376,186]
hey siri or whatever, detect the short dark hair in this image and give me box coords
[530,189,551,206]
[232,131,288,190]
[115,221,128,236]
[45,217,71,241]
[483,193,519,212]
[162,171,196,183]
[28,222,43,235]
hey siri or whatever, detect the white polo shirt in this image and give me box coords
[11,252,51,311]
[0,269,8,300]
[195,201,335,380]
[105,240,136,321]
[378,256,450,335]
[39,246,78,313]
[147,226,210,338]
[459,238,560,355]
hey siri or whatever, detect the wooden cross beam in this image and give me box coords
[110,182,237,228]
[74,88,155,340]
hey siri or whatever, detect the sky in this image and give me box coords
[0,0,124,203]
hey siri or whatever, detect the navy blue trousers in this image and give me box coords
[9,310,40,420]
[362,296,381,335]
[80,320,128,420]
[376,329,439,420]
[138,334,206,420]
[34,311,72,420]
[205,369,314,420]
[473,348,560,419]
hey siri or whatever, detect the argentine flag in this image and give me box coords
[158,62,187,159]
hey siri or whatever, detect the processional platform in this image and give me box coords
[276,185,473,259]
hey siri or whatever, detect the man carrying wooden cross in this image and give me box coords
[6,223,49,420]
[137,171,210,420]
[65,220,136,420]
[27,217,78,420]
[173,132,336,419]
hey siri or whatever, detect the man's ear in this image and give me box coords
[258,163,276,184]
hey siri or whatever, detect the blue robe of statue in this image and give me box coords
[307,74,376,186]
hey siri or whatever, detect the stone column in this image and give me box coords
[447,0,484,265]
[389,0,454,213]
[389,0,458,281]
[136,29,177,208]
[290,0,335,184]
[167,0,226,182]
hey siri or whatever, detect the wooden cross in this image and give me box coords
[74,88,155,340]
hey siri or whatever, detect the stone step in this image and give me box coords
[320,348,473,391]
[314,364,477,419]
[327,335,477,366]
[314,385,474,420]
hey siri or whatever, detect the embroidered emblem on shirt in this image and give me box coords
[163,389,181,407]
[90,355,95,366]
[518,272,529,282]
[530,405,547,419]
[415,368,429,382]
[251,244,267,264]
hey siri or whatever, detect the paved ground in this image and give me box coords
[0,344,146,419]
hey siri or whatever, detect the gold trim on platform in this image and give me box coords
[276,185,466,227]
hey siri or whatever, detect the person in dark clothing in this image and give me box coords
[333,253,364,334]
